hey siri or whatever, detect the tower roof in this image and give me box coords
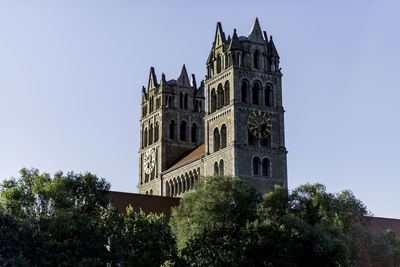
[228,28,242,51]
[214,22,226,47]
[190,74,197,89]
[147,67,158,90]
[248,17,266,43]
[268,36,280,58]
[177,64,190,87]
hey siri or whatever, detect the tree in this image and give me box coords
[0,168,118,266]
[171,177,400,267]
[120,206,176,266]
[0,209,31,266]
[260,183,400,267]
[170,175,259,266]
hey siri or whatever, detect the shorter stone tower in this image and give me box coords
[138,65,205,195]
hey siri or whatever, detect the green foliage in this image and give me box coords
[120,206,176,266]
[170,176,260,266]
[0,209,31,266]
[171,178,400,267]
[2,169,400,266]
[369,229,400,266]
[170,176,259,251]
[0,168,117,266]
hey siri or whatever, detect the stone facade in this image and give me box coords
[137,18,287,196]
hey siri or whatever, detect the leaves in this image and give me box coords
[120,206,176,266]
[0,168,115,266]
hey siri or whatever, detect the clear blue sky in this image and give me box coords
[1,1,399,218]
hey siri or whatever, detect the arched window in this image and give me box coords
[185,174,189,192]
[254,49,260,69]
[219,159,224,176]
[184,94,188,110]
[149,124,153,145]
[253,157,260,175]
[156,97,160,109]
[217,84,224,109]
[180,121,187,141]
[224,81,230,106]
[265,84,272,107]
[214,162,219,175]
[168,96,172,107]
[144,128,148,147]
[252,82,260,105]
[213,128,220,152]
[248,129,255,145]
[150,97,154,112]
[191,123,197,143]
[262,158,270,176]
[217,54,222,74]
[166,181,170,197]
[150,189,153,195]
[180,93,183,109]
[173,180,177,196]
[178,178,182,195]
[211,89,217,112]
[154,122,159,142]
[241,80,248,103]
[170,120,175,140]
[221,124,227,148]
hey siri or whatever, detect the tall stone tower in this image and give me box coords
[137,18,287,196]
[138,66,205,195]
[202,18,287,193]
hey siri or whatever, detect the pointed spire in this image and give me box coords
[160,72,166,90]
[214,22,226,47]
[206,49,213,64]
[190,74,197,89]
[196,80,205,97]
[228,28,242,51]
[147,67,158,90]
[263,31,268,42]
[141,86,148,102]
[248,17,264,43]
[268,35,280,58]
[177,64,190,87]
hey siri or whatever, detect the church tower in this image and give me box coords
[203,18,287,193]
[138,66,205,195]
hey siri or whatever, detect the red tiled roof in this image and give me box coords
[368,216,400,237]
[168,144,205,170]
[108,191,180,219]
[108,192,400,234]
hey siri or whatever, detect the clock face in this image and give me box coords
[143,149,156,174]
[247,110,272,139]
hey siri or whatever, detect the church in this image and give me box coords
[137,18,288,196]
